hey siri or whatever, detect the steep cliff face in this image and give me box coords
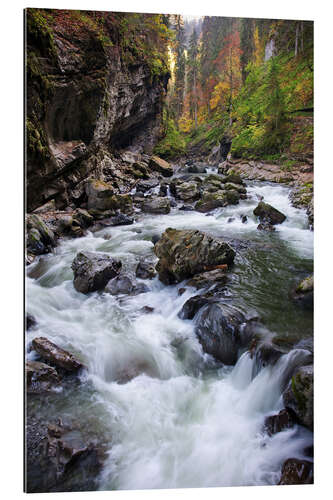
[26,9,170,211]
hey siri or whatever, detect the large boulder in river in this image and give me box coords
[26,214,56,255]
[142,197,170,214]
[195,302,252,365]
[86,179,132,213]
[26,360,60,394]
[195,191,228,212]
[253,202,286,225]
[173,181,200,202]
[72,251,122,294]
[154,228,235,285]
[149,155,173,177]
[283,364,313,430]
[32,337,85,372]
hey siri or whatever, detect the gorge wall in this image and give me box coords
[26,10,170,211]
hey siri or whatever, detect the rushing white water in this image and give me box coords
[26,180,313,490]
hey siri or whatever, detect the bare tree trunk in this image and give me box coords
[295,22,299,57]
[301,21,304,53]
[193,70,198,129]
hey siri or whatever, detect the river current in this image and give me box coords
[26,176,313,489]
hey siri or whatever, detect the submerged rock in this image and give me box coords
[142,197,170,214]
[26,361,60,394]
[264,409,295,436]
[154,228,235,285]
[136,260,156,280]
[32,337,85,372]
[186,268,228,289]
[149,155,173,177]
[71,251,122,294]
[26,419,104,493]
[278,458,313,485]
[105,273,148,296]
[257,221,276,231]
[283,364,313,430]
[253,202,286,225]
[195,302,252,365]
[178,295,216,320]
[291,275,313,311]
[26,313,37,330]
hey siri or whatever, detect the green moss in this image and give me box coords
[154,117,186,159]
[26,117,50,161]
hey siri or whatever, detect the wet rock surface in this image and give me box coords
[154,228,235,285]
[291,275,313,311]
[253,202,286,225]
[105,273,149,296]
[283,364,313,430]
[186,268,229,289]
[142,197,171,214]
[136,260,157,280]
[194,302,252,365]
[264,409,295,436]
[26,418,105,493]
[71,251,122,294]
[26,361,60,394]
[32,337,85,372]
[278,458,313,485]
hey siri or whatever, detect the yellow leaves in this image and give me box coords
[210,81,229,110]
[253,27,262,66]
[178,115,193,133]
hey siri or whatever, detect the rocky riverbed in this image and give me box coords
[25,159,314,492]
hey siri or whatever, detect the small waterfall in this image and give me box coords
[265,39,275,61]
[205,166,218,174]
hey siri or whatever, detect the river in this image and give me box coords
[26,174,313,489]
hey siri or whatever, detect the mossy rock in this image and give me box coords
[283,365,313,430]
[253,202,286,225]
[195,190,228,213]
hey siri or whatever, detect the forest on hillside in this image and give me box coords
[156,15,313,163]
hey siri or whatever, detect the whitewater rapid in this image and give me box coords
[26,180,313,490]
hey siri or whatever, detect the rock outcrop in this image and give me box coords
[149,155,173,177]
[154,228,235,285]
[26,9,170,211]
[71,251,122,294]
